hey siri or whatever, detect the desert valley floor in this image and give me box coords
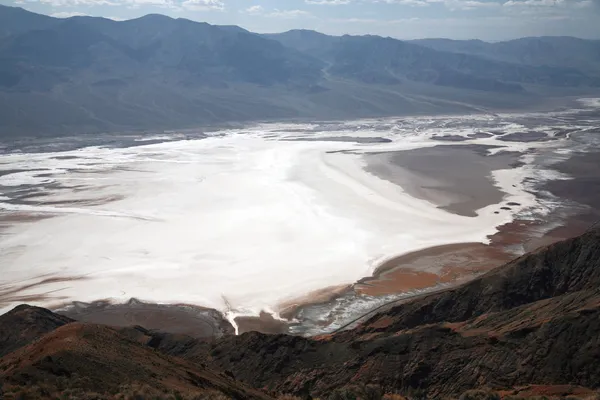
[1,98,600,335]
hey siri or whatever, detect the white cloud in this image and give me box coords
[241,4,311,17]
[330,16,422,22]
[503,0,562,6]
[305,0,350,4]
[244,4,263,14]
[267,9,313,17]
[125,0,176,9]
[181,0,224,10]
[380,0,501,7]
[38,0,117,6]
[449,0,501,9]
[380,0,430,5]
[26,0,224,9]
[329,17,380,22]
[500,0,595,15]
[50,10,88,16]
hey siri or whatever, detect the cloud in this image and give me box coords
[24,0,224,9]
[501,0,596,14]
[181,0,224,10]
[126,0,177,8]
[243,6,313,18]
[50,10,88,16]
[305,0,350,4]
[244,4,263,14]
[503,0,562,6]
[329,17,380,22]
[379,0,502,7]
[394,0,430,6]
[450,0,501,9]
[330,16,421,23]
[37,0,118,6]
[378,0,429,5]
[267,9,312,17]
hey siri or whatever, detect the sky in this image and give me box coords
[3,0,600,40]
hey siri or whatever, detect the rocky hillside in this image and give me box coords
[1,228,600,399]
[0,309,273,399]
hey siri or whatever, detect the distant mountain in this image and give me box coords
[0,13,323,89]
[0,5,599,136]
[0,5,58,38]
[264,29,340,59]
[269,31,600,89]
[412,36,600,75]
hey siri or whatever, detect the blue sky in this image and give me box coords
[3,0,600,40]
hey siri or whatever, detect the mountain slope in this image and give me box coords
[264,29,340,60]
[0,5,59,38]
[0,321,274,399]
[0,14,324,90]
[0,304,73,358]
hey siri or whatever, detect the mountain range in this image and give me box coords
[2,227,600,399]
[1,5,600,136]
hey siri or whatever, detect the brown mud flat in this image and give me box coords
[544,150,600,220]
[0,212,54,228]
[0,275,89,309]
[355,242,511,297]
[364,144,522,217]
[355,212,594,297]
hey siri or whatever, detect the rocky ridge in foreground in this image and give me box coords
[1,228,600,399]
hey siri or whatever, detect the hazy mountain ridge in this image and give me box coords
[0,5,599,136]
[411,36,600,75]
[269,31,600,90]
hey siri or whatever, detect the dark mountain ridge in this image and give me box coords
[0,5,599,137]
[2,228,600,398]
